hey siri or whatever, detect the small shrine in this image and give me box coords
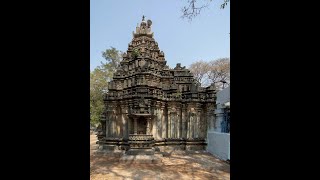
[97,16,217,154]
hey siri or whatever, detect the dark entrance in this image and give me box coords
[137,117,147,134]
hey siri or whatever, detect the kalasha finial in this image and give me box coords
[142,15,145,21]
[147,19,152,27]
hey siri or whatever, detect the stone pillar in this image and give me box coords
[152,116,156,138]
[152,104,157,138]
[187,112,191,139]
[134,117,138,134]
[171,112,178,138]
[168,111,171,138]
[182,106,187,138]
[172,112,176,138]
[200,110,205,138]
[171,113,175,138]
[121,105,128,138]
[105,112,110,137]
[186,112,189,138]
[161,104,167,138]
[156,107,162,139]
[206,104,215,133]
[196,111,201,138]
[147,118,151,135]
[117,106,121,137]
[128,117,131,135]
[111,112,116,137]
[177,107,181,138]
[192,111,198,138]
[190,112,195,138]
[128,102,133,134]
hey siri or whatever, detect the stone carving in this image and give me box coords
[139,97,148,108]
[174,63,186,70]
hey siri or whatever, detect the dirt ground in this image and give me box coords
[90,134,230,180]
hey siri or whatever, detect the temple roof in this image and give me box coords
[105,17,216,104]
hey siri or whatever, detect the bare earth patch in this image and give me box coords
[90,135,230,180]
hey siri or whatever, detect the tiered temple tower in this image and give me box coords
[97,16,216,152]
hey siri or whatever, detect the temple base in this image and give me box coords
[97,136,206,153]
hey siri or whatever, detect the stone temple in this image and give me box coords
[97,16,217,154]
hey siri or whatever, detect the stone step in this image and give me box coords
[119,154,162,164]
[126,149,155,155]
[90,145,98,150]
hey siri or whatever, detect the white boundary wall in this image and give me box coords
[207,131,230,160]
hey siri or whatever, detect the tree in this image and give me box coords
[90,69,107,125]
[101,47,122,76]
[207,58,230,89]
[90,47,122,125]
[181,0,230,20]
[189,57,230,90]
[189,60,210,86]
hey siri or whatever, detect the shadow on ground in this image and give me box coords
[90,135,230,180]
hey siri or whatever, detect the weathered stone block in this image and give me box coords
[126,149,155,155]
[119,154,161,164]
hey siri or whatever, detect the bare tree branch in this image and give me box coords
[221,0,230,9]
[189,60,210,86]
[181,0,229,21]
[181,0,210,21]
[207,58,230,90]
[189,58,230,89]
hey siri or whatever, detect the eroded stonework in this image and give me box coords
[97,17,216,153]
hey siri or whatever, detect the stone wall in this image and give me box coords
[206,132,230,160]
[213,86,230,132]
[206,86,230,160]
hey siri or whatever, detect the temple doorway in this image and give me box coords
[137,117,147,134]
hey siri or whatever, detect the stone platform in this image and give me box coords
[126,148,155,155]
[119,154,162,164]
[119,147,162,163]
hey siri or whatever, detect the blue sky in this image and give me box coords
[90,0,230,71]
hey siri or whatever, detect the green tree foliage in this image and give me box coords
[132,48,140,59]
[101,47,122,74]
[90,47,122,125]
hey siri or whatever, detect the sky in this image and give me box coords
[90,0,230,71]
